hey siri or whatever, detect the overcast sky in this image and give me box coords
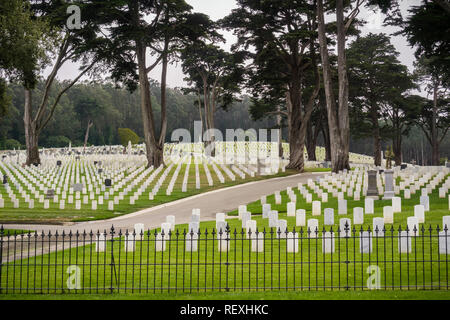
[52,0,423,93]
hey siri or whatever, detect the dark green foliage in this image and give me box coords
[0,79,11,119]
[0,80,274,150]
[4,138,21,150]
[118,128,140,147]
[399,1,450,86]
[44,135,70,148]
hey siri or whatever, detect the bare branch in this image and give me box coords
[38,60,97,133]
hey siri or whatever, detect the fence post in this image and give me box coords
[110,225,115,294]
[0,225,3,294]
[225,224,230,292]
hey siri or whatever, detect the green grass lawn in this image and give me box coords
[0,173,448,296]
[0,160,313,224]
[1,229,32,236]
[1,290,449,300]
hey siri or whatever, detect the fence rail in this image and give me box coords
[0,224,448,294]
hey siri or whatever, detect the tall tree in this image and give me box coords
[316,0,396,172]
[0,0,46,121]
[99,0,217,167]
[347,33,415,166]
[21,0,107,165]
[399,1,450,85]
[181,42,245,156]
[222,0,321,172]
[381,94,423,165]
[413,57,450,165]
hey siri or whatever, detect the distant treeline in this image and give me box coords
[0,80,276,149]
[1,80,448,164]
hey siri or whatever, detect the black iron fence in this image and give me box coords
[0,224,448,294]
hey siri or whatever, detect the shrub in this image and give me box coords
[45,136,71,148]
[3,139,21,150]
[118,128,140,147]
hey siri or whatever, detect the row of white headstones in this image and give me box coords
[94,166,450,255]
[0,153,285,211]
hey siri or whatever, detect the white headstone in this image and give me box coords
[353,207,364,225]
[296,209,306,227]
[95,233,106,252]
[398,231,411,253]
[312,201,321,216]
[414,205,425,223]
[438,231,450,254]
[155,233,166,252]
[238,205,247,219]
[443,216,450,230]
[245,219,257,239]
[125,234,135,252]
[275,194,282,204]
[262,204,271,218]
[383,206,394,224]
[307,219,319,238]
[241,212,251,228]
[339,218,351,238]
[404,189,411,199]
[268,210,278,228]
[338,199,347,215]
[364,198,374,214]
[373,217,384,237]
[407,216,419,236]
[287,202,296,217]
[251,232,264,252]
[276,219,287,238]
[287,232,298,253]
[189,222,200,234]
[185,233,198,252]
[218,238,230,252]
[392,197,401,213]
[161,222,172,239]
[324,208,334,225]
[260,195,266,205]
[322,232,335,253]
[134,223,145,240]
[359,231,372,254]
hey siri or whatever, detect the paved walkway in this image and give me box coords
[5,172,326,234]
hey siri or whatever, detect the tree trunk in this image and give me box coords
[286,73,306,172]
[201,75,216,157]
[317,0,343,172]
[321,124,332,162]
[277,104,283,158]
[83,120,93,153]
[136,42,162,168]
[24,89,40,166]
[431,81,439,165]
[306,119,320,161]
[336,0,350,171]
[393,135,402,166]
[370,106,381,166]
[157,49,169,163]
